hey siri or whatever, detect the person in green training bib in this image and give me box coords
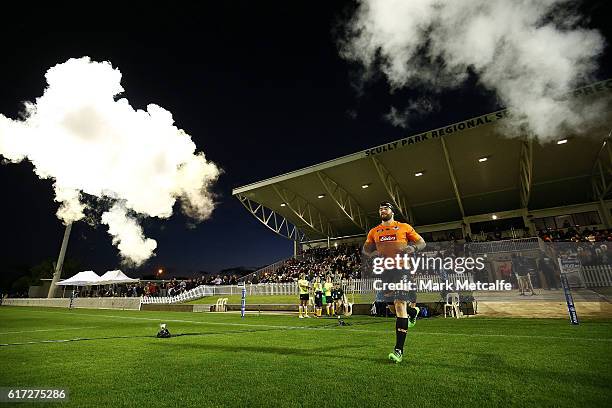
[297,273,311,318]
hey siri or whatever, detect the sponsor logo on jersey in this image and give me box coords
[379,234,397,242]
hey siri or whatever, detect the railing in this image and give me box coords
[139,262,612,306]
[465,237,544,255]
[141,285,213,304]
[140,273,476,304]
[582,265,612,287]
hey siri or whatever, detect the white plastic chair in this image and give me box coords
[215,297,227,312]
[444,292,461,318]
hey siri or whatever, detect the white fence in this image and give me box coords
[141,285,213,304]
[582,265,612,287]
[141,273,475,305]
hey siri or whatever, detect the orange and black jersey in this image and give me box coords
[364,221,422,258]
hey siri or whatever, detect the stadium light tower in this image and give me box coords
[47,222,72,298]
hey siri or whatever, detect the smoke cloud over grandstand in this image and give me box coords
[385,97,439,129]
[340,0,606,140]
[0,57,220,265]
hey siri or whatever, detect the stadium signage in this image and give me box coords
[364,78,611,158]
[560,78,612,100]
[558,255,581,325]
[364,110,509,157]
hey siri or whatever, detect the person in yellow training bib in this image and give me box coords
[297,273,311,318]
[324,275,334,316]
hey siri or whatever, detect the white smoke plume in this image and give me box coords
[341,0,606,139]
[0,57,220,265]
[101,203,157,266]
[384,97,439,128]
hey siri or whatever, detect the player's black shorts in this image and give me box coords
[381,290,417,303]
[378,268,417,302]
[299,294,309,301]
[314,292,323,307]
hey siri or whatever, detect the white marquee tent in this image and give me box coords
[56,271,102,286]
[98,270,139,285]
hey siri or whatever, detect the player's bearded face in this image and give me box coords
[379,206,393,221]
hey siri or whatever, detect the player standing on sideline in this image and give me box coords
[324,275,334,316]
[298,273,311,318]
[313,276,323,317]
[333,279,345,315]
[363,202,426,363]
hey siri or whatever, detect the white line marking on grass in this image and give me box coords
[0,326,99,335]
[1,339,81,346]
[23,309,612,343]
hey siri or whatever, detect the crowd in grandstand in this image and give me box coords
[83,274,242,298]
[537,227,612,266]
[538,227,612,243]
[7,227,610,299]
[248,245,361,284]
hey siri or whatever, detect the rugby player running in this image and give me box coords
[363,202,426,363]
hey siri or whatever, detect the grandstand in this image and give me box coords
[228,79,612,318]
[233,79,612,250]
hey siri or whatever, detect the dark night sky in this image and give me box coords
[1,2,611,277]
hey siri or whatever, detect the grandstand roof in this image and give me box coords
[233,80,612,241]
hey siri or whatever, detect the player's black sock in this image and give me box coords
[395,317,408,352]
[407,307,417,319]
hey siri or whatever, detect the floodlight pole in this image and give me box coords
[47,222,72,298]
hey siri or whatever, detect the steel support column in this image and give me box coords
[371,156,414,224]
[316,171,368,231]
[519,139,533,209]
[440,138,465,218]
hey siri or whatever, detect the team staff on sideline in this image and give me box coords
[332,280,344,315]
[363,201,426,363]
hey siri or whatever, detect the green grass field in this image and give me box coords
[0,306,611,407]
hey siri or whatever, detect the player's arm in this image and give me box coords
[362,229,380,257]
[409,236,426,251]
[405,226,426,253]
